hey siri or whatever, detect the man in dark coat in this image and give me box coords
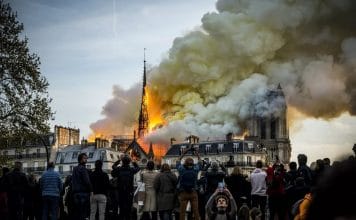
[111,155,140,220]
[72,153,92,220]
[3,161,29,220]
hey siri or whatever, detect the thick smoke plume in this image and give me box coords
[91,0,356,144]
[90,84,140,139]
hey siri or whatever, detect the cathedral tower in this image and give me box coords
[138,49,149,138]
[245,84,291,164]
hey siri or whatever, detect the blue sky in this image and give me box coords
[10,0,216,136]
[8,0,356,163]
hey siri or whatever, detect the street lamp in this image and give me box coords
[21,121,53,165]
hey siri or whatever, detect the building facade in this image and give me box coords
[54,138,122,176]
[162,137,267,175]
[245,85,291,164]
[0,133,55,174]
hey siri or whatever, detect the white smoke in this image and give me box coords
[91,0,356,146]
[146,0,356,143]
[90,84,140,137]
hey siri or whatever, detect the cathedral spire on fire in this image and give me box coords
[138,48,149,139]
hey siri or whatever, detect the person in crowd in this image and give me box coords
[3,161,29,220]
[176,148,202,220]
[323,158,331,168]
[23,174,38,220]
[267,163,287,220]
[197,170,207,219]
[89,160,110,220]
[154,163,178,220]
[205,188,237,220]
[205,161,226,194]
[72,153,92,220]
[306,157,356,220]
[285,162,299,188]
[0,167,10,220]
[141,160,159,220]
[225,166,251,211]
[111,155,140,220]
[297,154,313,187]
[250,160,267,220]
[286,177,309,219]
[40,162,63,220]
[63,174,74,219]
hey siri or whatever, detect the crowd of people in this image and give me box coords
[0,148,356,220]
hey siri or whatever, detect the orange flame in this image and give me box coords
[147,87,166,130]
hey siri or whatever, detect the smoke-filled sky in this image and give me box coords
[9,0,356,163]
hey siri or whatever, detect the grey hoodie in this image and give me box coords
[250,168,267,196]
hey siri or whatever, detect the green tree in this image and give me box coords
[0,1,54,137]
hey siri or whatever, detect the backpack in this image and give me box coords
[179,169,197,192]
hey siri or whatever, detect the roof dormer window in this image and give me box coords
[205,144,211,154]
[218,143,224,153]
[233,143,239,153]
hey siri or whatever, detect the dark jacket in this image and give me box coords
[111,162,140,193]
[154,171,178,211]
[72,164,92,194]
[90,169,110,195]
[3,169,29,204]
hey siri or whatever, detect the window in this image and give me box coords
[247,156,252,166]
[37,148,41,157]
[180,145,186,155]
[72,152,78,160]
[86,165,91,169]
[233,143,239,153]
[26,149,30,157]
[70,166,74,172]
[205,144,211,154]
[110,154,114,159]
[218,144,224,153]
[99,151,105,161]
[60,153,65,163]
[88,152,94,158]
[59,166,63,174]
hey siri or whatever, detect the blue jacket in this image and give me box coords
[40,168,63,197]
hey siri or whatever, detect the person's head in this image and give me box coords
[14,161,22,171]
[256,160,263,168]
[95,160,103,170]
[231,166,242,175]
[297,154,308,166]
[160,163,170,172]
[2,167,10,176]
[215,193,230,212]
[211,162,219,171]
[146,160,155,171]
[323,158,331,166]
[289,161,297,171]
[47,162,55,170]
[78,153,88,165]
[184,157,194,169]
[250,207,262,220]
[121,155,131,166]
